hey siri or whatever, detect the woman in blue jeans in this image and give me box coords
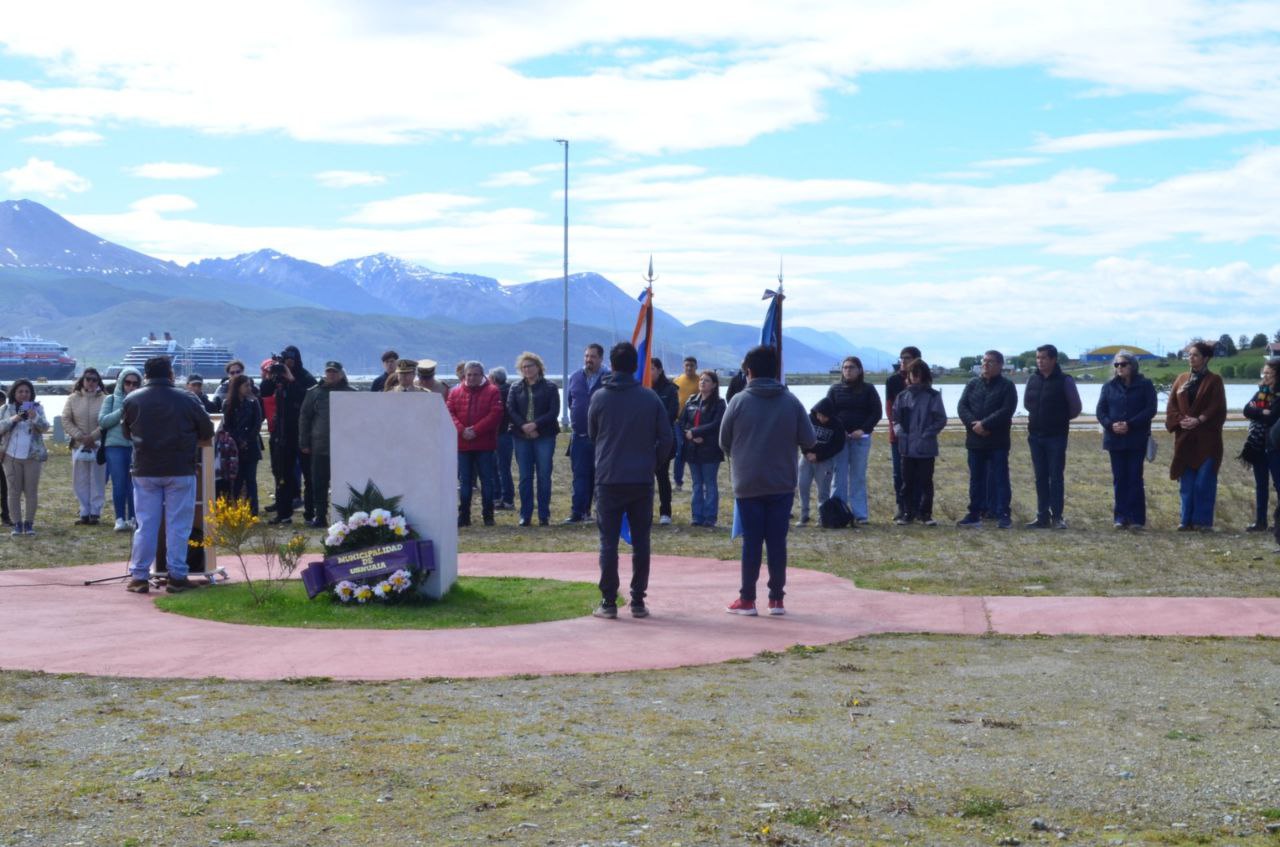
[98,367,141,531]
[506,352,560,526]
[679,371,726,526]
[825,356,882,523]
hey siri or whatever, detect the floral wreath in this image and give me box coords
[323,482,422,604]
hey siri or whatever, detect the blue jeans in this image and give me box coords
[495,432,515,504]
[966,448,1010,519]
[568,433,595,518]
[833,436,872,520]
[797,457,834,520]
[1179,459,1218,528]
[688,461,720,525]
[130,475,197,580]
[736,492,793,602]
[458,450,496,521]
[104,445,135,521]
[1108,449,1146,526]
[1027,432,1069,520]
[595,483,654,605]
[513,435,555,522]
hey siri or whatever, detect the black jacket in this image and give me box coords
[825,380,883,434]
[220,395,264,462]
[957,374,1017,450]
[495,381,513,435]
[1023,365,1082,436]
[679,393,726,464]
[652,375,680,423]
[1096,375,1157,452]
[123,378,215,477]
[507,377,561,437]
[587,372,674,486]
[259,346,316,448]
[806,411,848,463]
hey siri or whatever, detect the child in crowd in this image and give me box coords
[796,397,847,526]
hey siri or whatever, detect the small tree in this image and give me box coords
[958,356,978,371]
[1219,364,1235,379]
[1252,333,1269,349]
[1217,334,1237,357]
[1239,334,1250,352]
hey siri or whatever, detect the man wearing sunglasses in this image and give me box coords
[212,359,255,412]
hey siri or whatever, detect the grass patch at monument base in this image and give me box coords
[155,575,598,629]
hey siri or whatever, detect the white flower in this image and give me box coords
[327,521,348,537]
[347,511,370,528]
[335,581,356,602]
[373,580,392,598]
[388,515,408,537]
[354,584,373,604]
[388,569,412,592]
[369,509,391,526]
[323,533,342,548]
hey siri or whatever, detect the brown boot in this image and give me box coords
[126,579,150,594]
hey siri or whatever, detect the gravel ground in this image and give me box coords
[3,635,1279,846]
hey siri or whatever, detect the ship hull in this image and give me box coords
[0,362,77,380]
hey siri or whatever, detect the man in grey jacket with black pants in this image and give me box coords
[587,342,674,619]
[720,345,816,616]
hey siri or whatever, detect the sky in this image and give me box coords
[1,0,1278,365]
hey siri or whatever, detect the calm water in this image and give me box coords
[35,381,1261,424]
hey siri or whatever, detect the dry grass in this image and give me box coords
[4,429,1277,597]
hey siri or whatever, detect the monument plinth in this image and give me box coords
[329,392,458,599]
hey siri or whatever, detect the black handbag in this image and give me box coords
[96,443,107,465]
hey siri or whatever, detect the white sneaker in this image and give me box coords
[659,515,672,525]
[114,518,127,532]
[126,518,137,530]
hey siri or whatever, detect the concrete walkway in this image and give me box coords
[1,552,1278,681]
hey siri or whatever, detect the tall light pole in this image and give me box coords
[555,138,570,427]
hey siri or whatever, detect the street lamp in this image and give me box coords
[555,138,570,427]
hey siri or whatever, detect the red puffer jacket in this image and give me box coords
[446,382,504,451]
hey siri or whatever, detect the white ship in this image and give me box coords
[107,332,234,379]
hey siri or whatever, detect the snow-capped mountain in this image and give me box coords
[0,199,180,276]
[189,249,387,314]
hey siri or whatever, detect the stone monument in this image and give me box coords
[329,391,458,599]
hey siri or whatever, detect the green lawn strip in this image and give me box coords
[154,575,598,629]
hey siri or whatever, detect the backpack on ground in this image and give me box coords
[818,496,854,529]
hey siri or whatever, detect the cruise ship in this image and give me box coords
[108,333,235,379]
[0,331,77,381]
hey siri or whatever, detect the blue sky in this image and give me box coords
[1,0,1278,364]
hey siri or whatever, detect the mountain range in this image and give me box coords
[0,199,891,374]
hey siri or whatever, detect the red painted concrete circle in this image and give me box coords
[1,552,1278,681]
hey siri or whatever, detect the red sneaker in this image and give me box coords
[767,598,785,616]
[726,597,757,616]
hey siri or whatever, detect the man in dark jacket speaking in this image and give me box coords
[122,356,214,593]
[587,342,673,620]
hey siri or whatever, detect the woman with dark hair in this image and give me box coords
[679,370,726,527]
[0,378,51,536]
[826,355,882,524]
[1097,350,1158,529]
[98,367,141,532]
[892,360,947,526]
[219,373,265,514]
[1241,358,1280,532]
[64,368,108,525]
[1165,340,1226,530]
[507,351,560,526]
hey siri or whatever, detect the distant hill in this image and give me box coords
[0,198,891,373]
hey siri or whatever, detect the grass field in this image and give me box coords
[4,428,1276,598]
[3,431,1280,845]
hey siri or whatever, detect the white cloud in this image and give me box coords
[314,170,387,188]
[22,129,103,146]
[1,0,1275,153]
[0,156,90,197]
[344,192,486,225]
[1032,124,1236,153]
[973,156,1045,168]
[127,162,221,180]
[129,194,197,213]
[482,169,543,187]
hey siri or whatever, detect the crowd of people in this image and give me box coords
[2,337,1278,610]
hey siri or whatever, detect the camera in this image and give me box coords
[268,354,287,377]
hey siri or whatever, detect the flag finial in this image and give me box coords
[644,255,657,285]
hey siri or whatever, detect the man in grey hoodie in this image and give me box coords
[587,342,674,619]
[719,345,816,616]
